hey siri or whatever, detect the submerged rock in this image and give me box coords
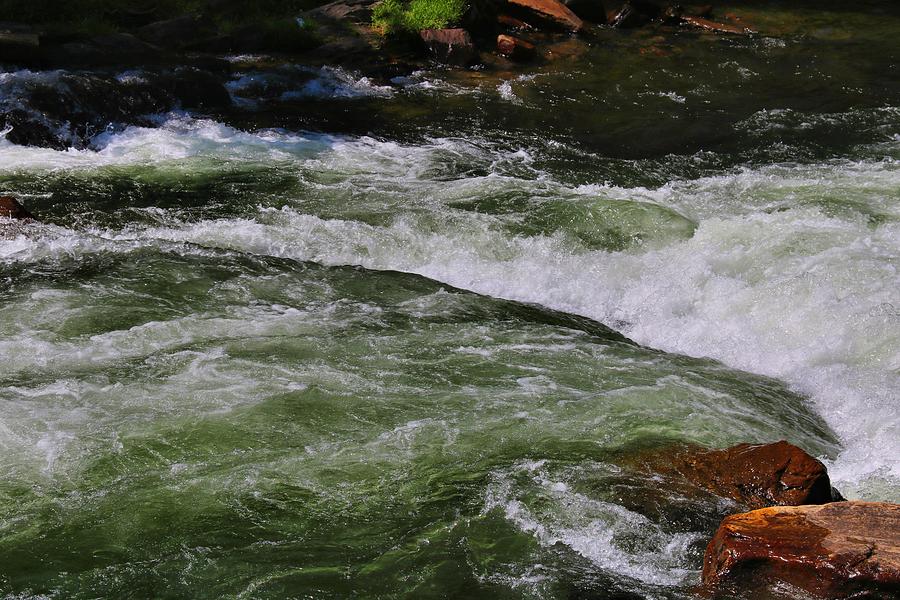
[0,197,36,220]
[680,15,753,35]
[507,0,584,32]
[420,29,478,66]
[703,502,900,598]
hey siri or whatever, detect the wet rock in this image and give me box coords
[675,441,840,508]
[703,502,900,598]
[419,29,478,66]
[0,69,231,149]
[562,0,607,24]
[507,0,584,33]
[544,38,589,62]
[157,68,231,109]
[1,109,68,150]
[497,34,536,61]
[679,14,752,34]
[628,440,842,509]
[0,197,36,221]
[609,1,659,28]
[307,0,376,22]
[497,14,536,31]
[661,3,683,23]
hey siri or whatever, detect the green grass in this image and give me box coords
[372,0,469,35]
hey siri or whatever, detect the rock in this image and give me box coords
[0,22,40,63]
[675,441,841,508]
[0,197,35,220]
[544,38,589,62]
[419,29,478,66]
[627,441,842,509]
[703,502,900,598]
[609,0,660,28]
[157,68,231,109]
[137,15,213,48]
[507,0,584,33]
[562,0,607,24]
[306,0,376,23]
[497,34,536,61]
[90,33,159,57]
[1,109,69,150]
[661,3,683,23]
[679,14,753,34]
[497,14,536,31]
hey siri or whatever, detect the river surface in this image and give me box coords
[1,2,899,599]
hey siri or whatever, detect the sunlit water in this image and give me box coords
[1,3,899,598]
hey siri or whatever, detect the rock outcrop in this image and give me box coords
[703,502,900,598]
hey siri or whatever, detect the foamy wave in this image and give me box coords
[3,119,898,498]
[485,460,701,586]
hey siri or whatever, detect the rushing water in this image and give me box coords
[2,3,900,599]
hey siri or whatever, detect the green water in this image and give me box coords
[1,2,899,598]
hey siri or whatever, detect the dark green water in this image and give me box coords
[1,2,899,598]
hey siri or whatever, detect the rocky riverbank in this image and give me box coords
[0,0,764,151]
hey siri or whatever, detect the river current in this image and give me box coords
[1,3,899,599]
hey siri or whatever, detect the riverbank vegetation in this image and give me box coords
[372,0,468,35]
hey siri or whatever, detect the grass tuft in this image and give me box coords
[372,0,468,35]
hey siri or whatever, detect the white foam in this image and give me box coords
[485,460,701,586]
[2,118,898,498]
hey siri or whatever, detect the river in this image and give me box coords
[1,3,899,598]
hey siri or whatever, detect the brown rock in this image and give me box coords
[497,14,535,31]
[497,34,536,61]
[677,440,839,508]
[507,0,584,32]
[419,28,478,66]
[0,197,35,220]
[703,502,900,598]
[679,15,753,35]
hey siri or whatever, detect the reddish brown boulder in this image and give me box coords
[419,28,478,66]
[677,441,839,508]
[0,196,35,220]
[627,440,841,509]
[497,34,536,61]
[507,0,584,32]
[703,502,900,598]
